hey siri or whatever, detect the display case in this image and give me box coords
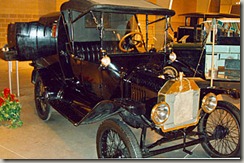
[205,44,240,80]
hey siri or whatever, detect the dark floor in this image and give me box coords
[0,59,240,159]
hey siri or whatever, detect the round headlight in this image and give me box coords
[169,52,177,62]
[151,102,170,126]
[101,55,111,67]
[202,93,217,113]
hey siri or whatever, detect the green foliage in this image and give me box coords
[0,88,23,128]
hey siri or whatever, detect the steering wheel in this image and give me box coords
[118,32,145,52]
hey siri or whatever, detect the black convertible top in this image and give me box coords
[61,0,175,16]
[178,12,240,18]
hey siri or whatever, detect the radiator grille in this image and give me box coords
[131,84,146,102]
[158,79,201,132]
[162,89,200,132]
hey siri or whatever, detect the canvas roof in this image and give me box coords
[61,0,175,16]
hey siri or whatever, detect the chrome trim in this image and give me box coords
[202,92,217,113]
[151,101,170,126]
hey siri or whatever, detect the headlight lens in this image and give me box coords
[169,52,177,62]
[101,55,111,67]
[151,102,170,126]
[202,93,217,113]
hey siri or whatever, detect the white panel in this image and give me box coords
[229,46,240,53]
[219,53,239,59]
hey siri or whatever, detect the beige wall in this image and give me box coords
[196,0,211,12]
[56,0,68,11]
[0,0,39,15]
[171,0,197,33]
[38,0,56,15]
[196,0,240,13]
[150,0,197,36]
[0,0,56,15]
[220,0,240,13]
[164,0,239,36]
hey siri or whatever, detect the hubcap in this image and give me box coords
[213,125,229,139]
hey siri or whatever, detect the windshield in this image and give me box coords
[69,10,170,54]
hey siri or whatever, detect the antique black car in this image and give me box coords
[163,12,240,81]
[0,0,240,158]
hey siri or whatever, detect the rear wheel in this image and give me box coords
[198,101,240,157]
[96,118,142,158]
[34,75,51,121]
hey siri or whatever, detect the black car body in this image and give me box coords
[0,0,240,158]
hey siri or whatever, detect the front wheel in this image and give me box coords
[198,101,240,157]
[96,118,142,158]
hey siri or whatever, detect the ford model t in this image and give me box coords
[163,12,240,82]
[0,0,240,158]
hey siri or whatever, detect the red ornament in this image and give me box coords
[0,97,4,106]
[4,88,10,98]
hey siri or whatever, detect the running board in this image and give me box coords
[49,100,91,126]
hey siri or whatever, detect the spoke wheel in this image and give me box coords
[96,118,142,158]
[34,75,51,121]
[198,101,240,157]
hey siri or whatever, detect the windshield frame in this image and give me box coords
[62,9,172,55]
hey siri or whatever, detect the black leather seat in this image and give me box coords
[74,41,120,62]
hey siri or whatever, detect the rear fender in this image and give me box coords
[31,68,38,84]
[31,66,64,94]
[31,68,53,86]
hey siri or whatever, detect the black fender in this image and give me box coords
[80,98,145,125]
[31,69,65,99]
[168,60,204,78]
[200,87,240,100]
[80,100,121,125]
[31,68,38,84]
[31,67,58,87]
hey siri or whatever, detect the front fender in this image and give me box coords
[80,98,145,125]
[201,87,240,99]
[80,100,121,125]
[168,60,203,77]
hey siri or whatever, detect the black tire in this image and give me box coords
[34,75,52,121]
[198,101,240,157]
[96,118,142,158]
[163,66,179,77]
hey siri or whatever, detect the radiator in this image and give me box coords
[158,78,201,132]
